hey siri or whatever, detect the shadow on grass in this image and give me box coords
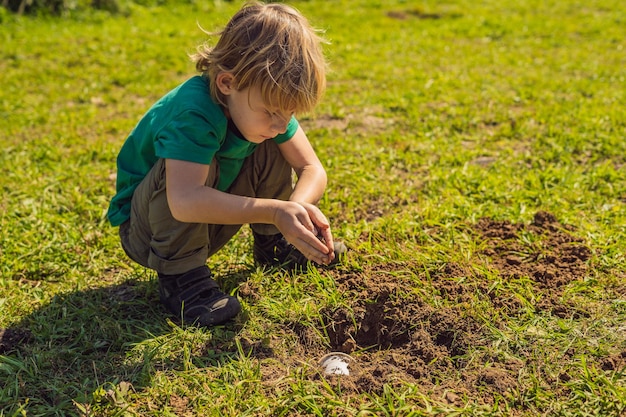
[0,272,249,414]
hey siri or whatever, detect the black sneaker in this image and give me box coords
[253,231,346,269]
[158,266,241,326]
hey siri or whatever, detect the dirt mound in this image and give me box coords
[476,211,591,290]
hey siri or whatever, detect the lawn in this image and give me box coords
[1,0,625,415]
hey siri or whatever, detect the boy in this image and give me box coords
[106,1,344,327]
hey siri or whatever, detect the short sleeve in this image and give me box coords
[154,110,221,164]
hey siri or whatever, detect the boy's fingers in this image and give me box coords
[318,227,335,259]
[292,229,333,264]
[309,214,335,263]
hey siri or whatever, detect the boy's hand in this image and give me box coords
[273,201,336,265]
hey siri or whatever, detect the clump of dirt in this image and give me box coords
[601,350,626,371]
[323,272,480,359]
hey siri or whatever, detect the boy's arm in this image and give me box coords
[277,126,335,258]
[165,156,334,264]
[278,126,327,204]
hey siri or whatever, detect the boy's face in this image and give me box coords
[220,76,293,143]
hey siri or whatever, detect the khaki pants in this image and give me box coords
[119,140,293,275]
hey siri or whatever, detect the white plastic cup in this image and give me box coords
[319,352,352,376]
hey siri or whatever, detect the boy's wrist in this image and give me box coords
[268,199,283,227]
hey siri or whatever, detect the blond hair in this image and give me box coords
[192,1,327,115]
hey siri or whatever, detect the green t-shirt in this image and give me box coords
[106,75,299,227]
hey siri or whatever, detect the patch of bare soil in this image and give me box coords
[316,269,494,402]
[299,109,391,138]
[240,211,600,409]
[0,327,33,354]
[474,210,592,318]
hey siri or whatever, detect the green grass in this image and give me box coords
[1,0,625,415]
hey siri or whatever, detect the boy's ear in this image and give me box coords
[216,72,235,95]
